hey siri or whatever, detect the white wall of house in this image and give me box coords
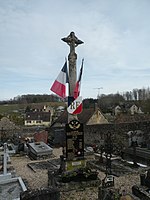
[114,105,122,116]
[130,105,138,115]
[25,120,50,126]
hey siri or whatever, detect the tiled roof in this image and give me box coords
[51,108,97,125]
[78,108,96,124]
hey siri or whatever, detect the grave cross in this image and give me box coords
[3,143,7,175]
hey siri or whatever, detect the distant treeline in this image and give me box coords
[0,87,150,105]
[122,87,150,101]
[96,87,150,102]
[98,87,150,113]
[0,94,63,105]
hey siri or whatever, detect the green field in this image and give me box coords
[0,102,66,115]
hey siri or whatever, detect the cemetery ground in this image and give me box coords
[9,147,144,200]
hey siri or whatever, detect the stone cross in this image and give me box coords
[0,142,12,181]
[62,32,83,97]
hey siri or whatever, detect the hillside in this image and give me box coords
[0,102,66,115]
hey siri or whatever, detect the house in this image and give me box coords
[130,104,144,115]
[51,107,109,128]
[25,104,54,127]
[114,103,144,116]
[114,105,122,116]
[25,112,51,127]
[30,105,54,114]
[57,106,65,111]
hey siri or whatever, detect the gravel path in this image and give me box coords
[11,148,141,199]
[11,148,63,189]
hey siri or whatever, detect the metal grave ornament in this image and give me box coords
[65,119,84,161]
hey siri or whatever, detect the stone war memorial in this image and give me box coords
[62,32,85,170]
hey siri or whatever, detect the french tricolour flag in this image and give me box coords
[74,59,84,99]
[50,61,69,98]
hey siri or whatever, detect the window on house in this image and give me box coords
[36,120,41,123]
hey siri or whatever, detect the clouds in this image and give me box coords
[0,0,150,100]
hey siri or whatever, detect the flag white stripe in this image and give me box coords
[56,70,67,85]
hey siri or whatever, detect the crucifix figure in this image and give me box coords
[62,32,83,97]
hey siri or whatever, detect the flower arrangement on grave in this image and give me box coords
[61,167,98,183]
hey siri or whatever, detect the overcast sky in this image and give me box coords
[0,0,150,100]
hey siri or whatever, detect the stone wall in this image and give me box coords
[84,121,150,145]
[50,121,150,147]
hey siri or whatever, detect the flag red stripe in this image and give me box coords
[50,61,68,98]
[50,80,66,98]
[74,82,80,99]
[73,59,83,99]
[73,103,82,114]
